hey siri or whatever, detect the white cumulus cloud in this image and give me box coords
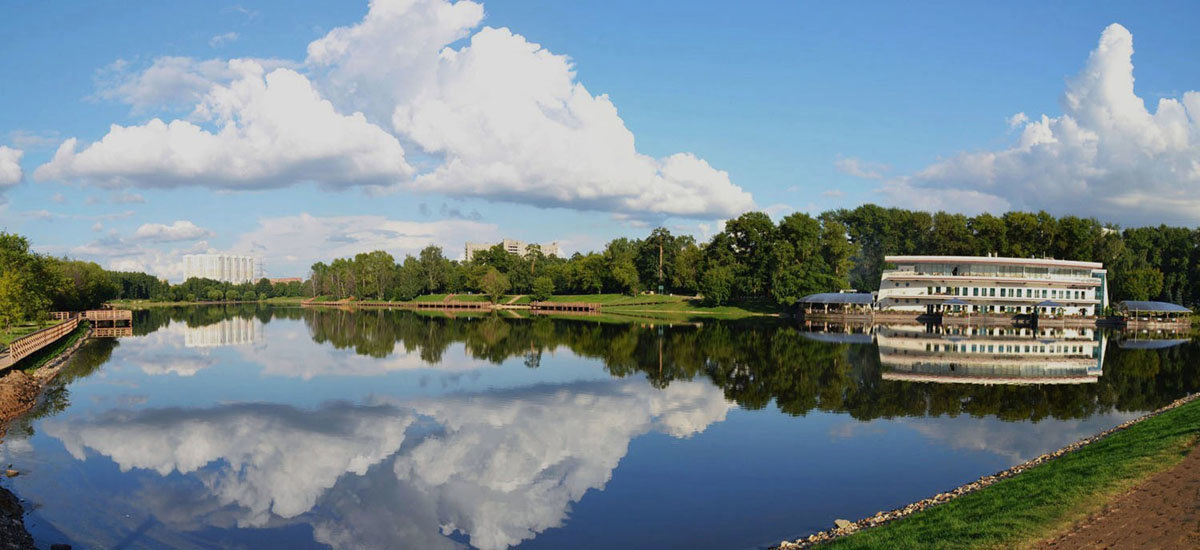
[48,0,753,220]
[310,1,753,218]
[886,23,1200,225]
[37,60,413,193]
[134,220,214,242]
[0,146,23,188]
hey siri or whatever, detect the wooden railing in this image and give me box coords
[5,318,80,364]
[530,302,601,312]
[83,309,133,322]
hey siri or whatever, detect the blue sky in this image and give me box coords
[2,0,1199,279]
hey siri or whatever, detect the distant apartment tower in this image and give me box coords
[184,254,259,284]
[465,239,562,261]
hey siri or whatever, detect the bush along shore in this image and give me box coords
[774,391,1200,549]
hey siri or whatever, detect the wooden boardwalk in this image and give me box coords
[0,318,80,370]
[530,302,601,313]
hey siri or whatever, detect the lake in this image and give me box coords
[2,306,1196,549]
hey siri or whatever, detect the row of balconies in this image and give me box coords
[882,272,1101,286]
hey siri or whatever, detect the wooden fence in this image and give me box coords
[3,317,80,366]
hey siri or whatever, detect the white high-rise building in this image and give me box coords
[184,254,259,284]
[464,239,562,261]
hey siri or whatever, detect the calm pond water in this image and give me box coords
[2,306,1197,549]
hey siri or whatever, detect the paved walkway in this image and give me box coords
[1037,442,1200,549]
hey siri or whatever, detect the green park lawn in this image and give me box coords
[822,397,1200,549]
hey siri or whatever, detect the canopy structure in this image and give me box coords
[1118,301,1191,313]
[1118,300,1192,323]
[1035,300,1064,308]
[797,292,874,305]
[796,292,874,315]
[942,298,968,306]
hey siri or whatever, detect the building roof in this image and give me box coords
[1118,300,1191,313]
[796,292,874,305]
[885,255,1103,270]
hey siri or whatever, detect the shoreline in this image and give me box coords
[773,391,1200,549]
[0,323,94,550]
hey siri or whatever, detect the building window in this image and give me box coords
[989,288,996,297]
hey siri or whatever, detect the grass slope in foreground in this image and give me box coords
[821,397,1200,549]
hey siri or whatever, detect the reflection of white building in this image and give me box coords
[465,239,562,261]
[877,324,1104,384]
[184,254,259,283]
[878,255,1108,316]
[184,318,262,348]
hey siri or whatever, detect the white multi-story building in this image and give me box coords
[184,254,259,284]
[464,239,562,261]
[877,255,1108,316]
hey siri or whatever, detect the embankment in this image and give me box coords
[775,391,1200,549]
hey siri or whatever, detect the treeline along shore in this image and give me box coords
[6,204,1200,329]
[298,205,1200,310]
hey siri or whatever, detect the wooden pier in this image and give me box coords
[530,302,601,313]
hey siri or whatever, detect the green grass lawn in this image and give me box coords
[821,397,1200,549]
[604,298,783,316]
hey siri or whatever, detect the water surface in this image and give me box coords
[2,306,1197,549]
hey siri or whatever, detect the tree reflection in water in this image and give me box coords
[128,305,1200,422]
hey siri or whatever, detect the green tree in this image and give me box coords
[531,276,555,302]
[254,278,273,299]
[417,245,451,294]
[1118,267,1164,301]
[481,268,511,303]
[699,265,735,306]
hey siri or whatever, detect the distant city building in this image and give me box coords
[184,254,259,284]
[877,254,1109,316]
[465,239,562,261]
[268,277,303,284]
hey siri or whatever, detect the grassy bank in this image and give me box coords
[818,397,1200,549]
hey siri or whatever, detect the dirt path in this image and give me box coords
[505,295,524,305]
[1036,442,1200,549]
